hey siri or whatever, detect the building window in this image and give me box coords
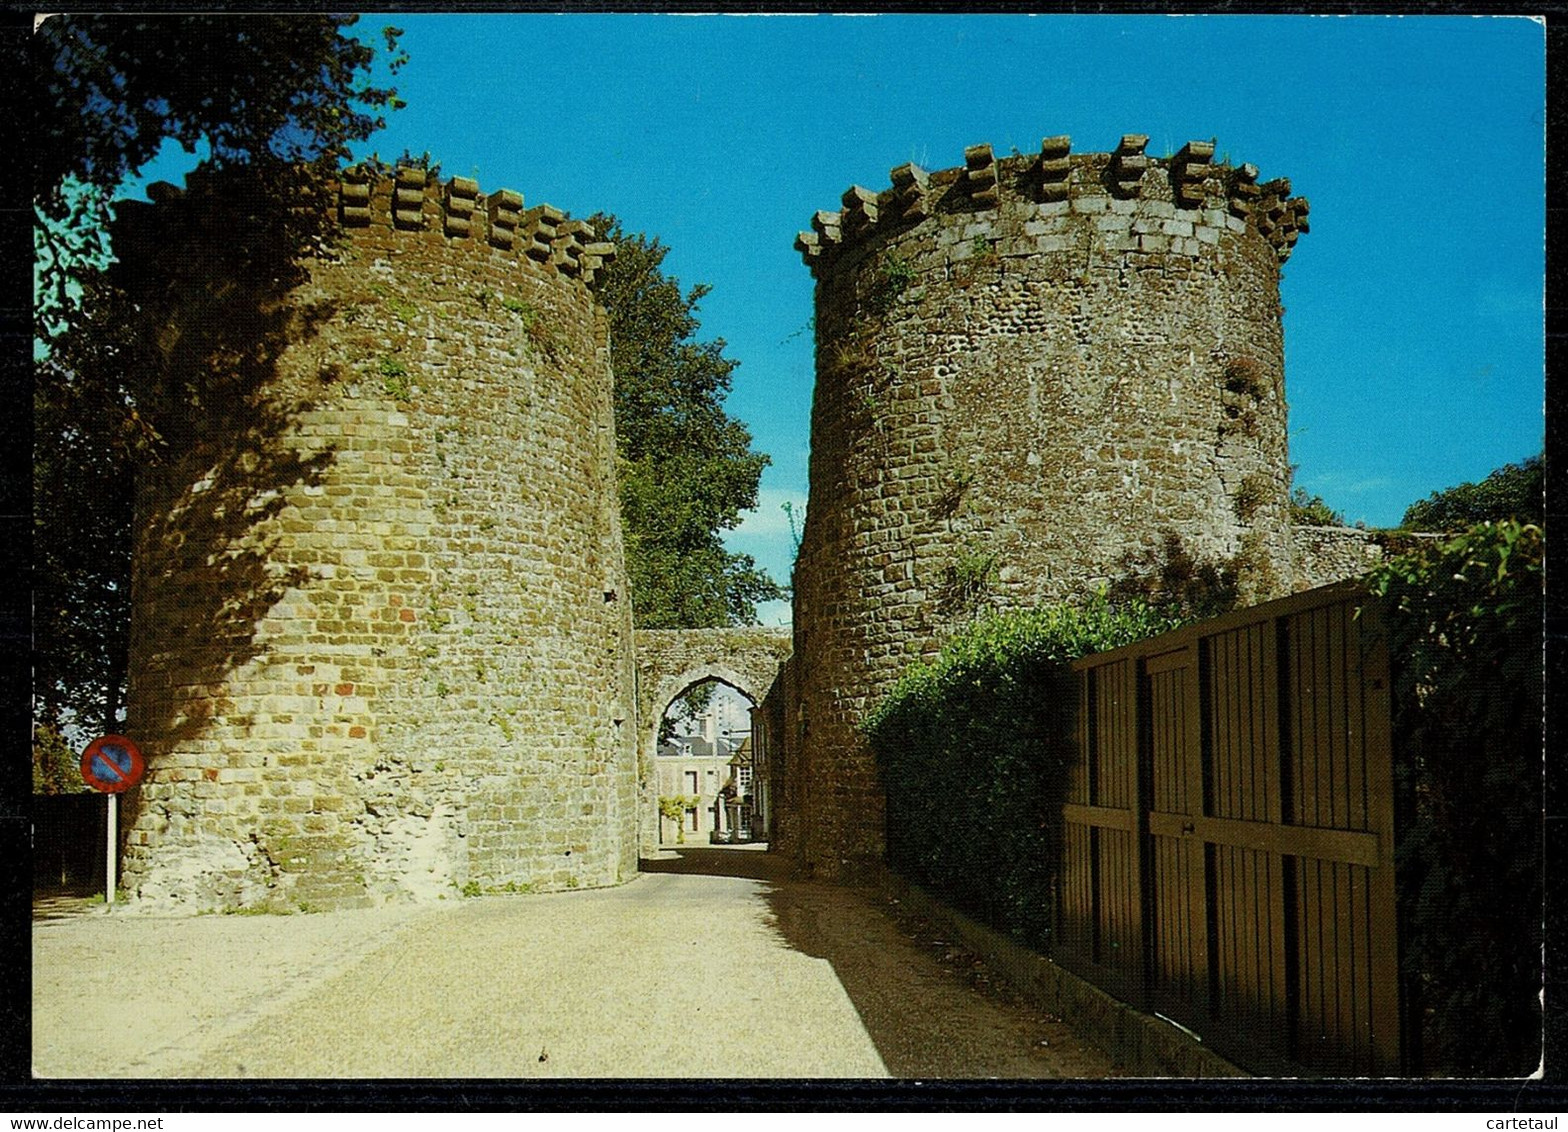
[686,807,698,832]
[685,771,698,794]
[739,766,753,792]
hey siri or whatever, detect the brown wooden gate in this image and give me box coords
[1057,583,1402,1075]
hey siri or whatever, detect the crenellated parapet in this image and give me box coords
[794,133,1309,276]
[335,164,618,287]
[121,163,617,292]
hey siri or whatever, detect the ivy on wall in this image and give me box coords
[862,594,1181,947]
[1365,520,1544,1076]
[657,794,702,844]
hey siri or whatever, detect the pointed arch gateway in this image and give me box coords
[633,628,793,858]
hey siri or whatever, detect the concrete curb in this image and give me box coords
[882,874,1247,1078]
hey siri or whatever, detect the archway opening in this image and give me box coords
[650,678,764,852]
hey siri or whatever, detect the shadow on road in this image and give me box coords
[637,844,790,881]
[641,844,1115,1078]
[32,894,109,922]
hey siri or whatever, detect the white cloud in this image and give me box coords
[726,488,808,538]
[1300,471,1395,498]
[749,598,793,630]
[719,490,804,614]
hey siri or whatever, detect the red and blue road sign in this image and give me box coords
[80,734,145,793]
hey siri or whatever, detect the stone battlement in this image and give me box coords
[338,165,619,286]
[120,163,618,290]
[795,134,1308,276]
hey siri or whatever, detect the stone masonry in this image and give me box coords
[101,132,1386,906]
[1290,525,1442,591]
[784,135,1310,877]
[632,628,792,856]
[116,165,638,910]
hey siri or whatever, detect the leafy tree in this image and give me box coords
[1365,521,1543,1073]
[1401,453,1543,531]
[1288,486,1346,527]
[33,15,405,753]
[33,723,86,796]
[33,13,405,342]
[590,216,783,627]
[34,345,137,742]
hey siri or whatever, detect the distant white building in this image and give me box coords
[656,683,760,844]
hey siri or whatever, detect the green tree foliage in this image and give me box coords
[33,723,86,795]
[33,385,134,741]
[1288,486,1346,526]
[1400,453,1543,531]
[657,795,702,844]
[590,216,783,627]
[33,15,405,755]
[33,13,405,341]
[863,595,1182,946]
[1365,521,1543,1075]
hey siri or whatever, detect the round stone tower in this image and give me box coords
[114,164,638,910]
[787,134,1309,876]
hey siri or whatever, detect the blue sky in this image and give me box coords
[123,13,1546,629]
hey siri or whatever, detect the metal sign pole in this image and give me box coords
[80,735,144,908]
[105,792,116,906]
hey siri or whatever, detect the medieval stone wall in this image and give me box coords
[116,166,638,910]
[754,652,800,852]
[1289,525,1449,592]
[631,627,792,856]
[1290,525,1386,591]
[101,133,1368,901]
[786,135,1310,876]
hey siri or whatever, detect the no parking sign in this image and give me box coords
[79,734,144,906]
[80,734,145,793]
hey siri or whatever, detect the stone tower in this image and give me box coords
[787,134,1309,876]
[115,164,638,910]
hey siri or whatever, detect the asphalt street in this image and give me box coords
[33,847,1118,1079]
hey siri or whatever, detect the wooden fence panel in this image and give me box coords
[1061,584,1401,1075]
[1203,620,1290,1063]
[1059,655,1144,1005]
[1145,646,1208,1028]
[1278,597,1401,1073]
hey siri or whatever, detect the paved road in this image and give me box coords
[33,847,1119,1079]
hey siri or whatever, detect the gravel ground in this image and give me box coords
[32,899,440,1078]
[33,848,1120,1080]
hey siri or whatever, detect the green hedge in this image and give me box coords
[863,527,1541,1074]
[863,595,1181,948]
[1366,520,1544,1076]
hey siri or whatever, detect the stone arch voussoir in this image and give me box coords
[633,628,793,856]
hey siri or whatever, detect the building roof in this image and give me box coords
[656,734,744,759]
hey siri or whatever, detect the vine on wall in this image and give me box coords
[1365,520,1544,1076]
[862,594,1181,947]
[657,794,702,844]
